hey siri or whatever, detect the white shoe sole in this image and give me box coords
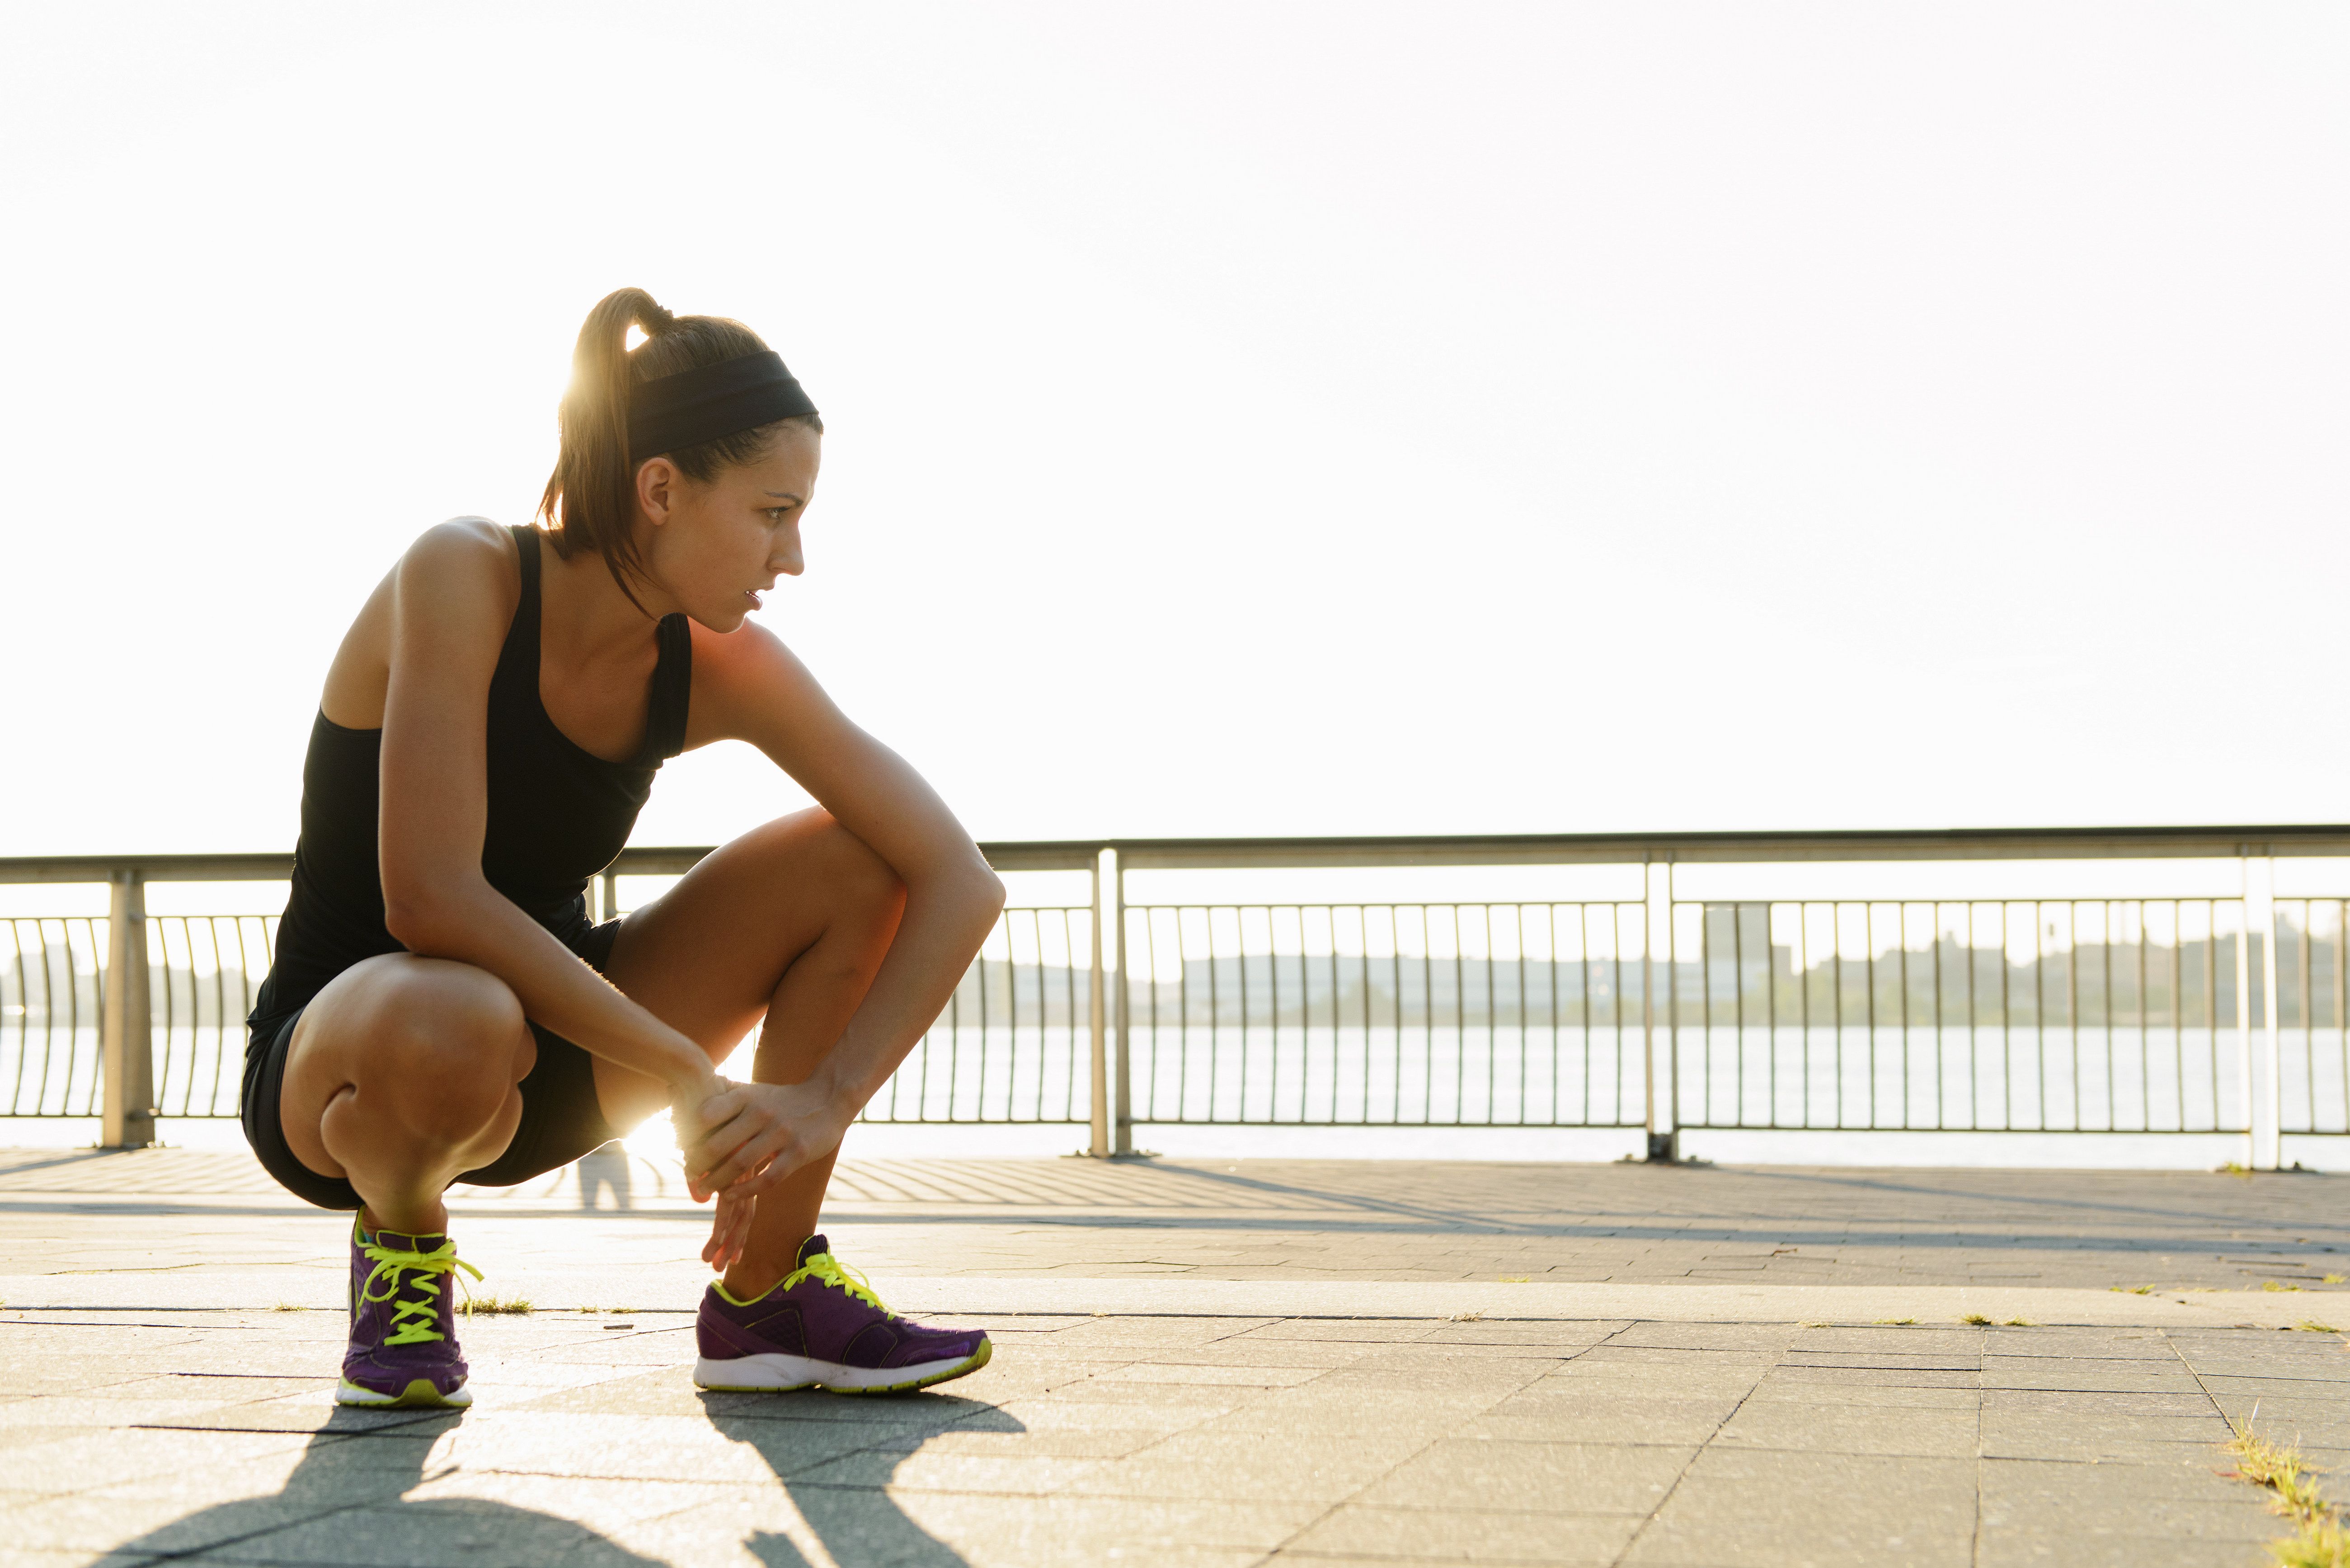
[695,1338,991,1395]
[336,1376,473,1409]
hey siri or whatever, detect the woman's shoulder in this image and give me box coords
[403,516,519,570]
[321,521,523,725]
[391,518,526,605]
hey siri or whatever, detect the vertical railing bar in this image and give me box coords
[1579,904,1595,1125]
[1767,902,1786,1133]
[2299,899,2314,1134]
[1420,904,1434,1128]
[155,917,173,1121]
[2163,899,2179,1134]
[2206,899,2220,1131]
[1612,903,1626,1127]
[968,913,985,1122]
[1897,902,1910,1132]
[1514,904,1528,1127]
[1700,902,1713,1130]
[207,917,229,1115]
[8,922,29,1113]
[1832,903,1845,1130]
[1963,902,1976,1132]
[1150,906,1168,1125]
[2032,901,2047,1131]
[1730,903,1743,1130]
[1209,906,1225,1123]
[1058,906,1076,1122]
[1476,903,1494,1126]
[35,921,57,1114]
[2068,900,2082,1134]
[2106,902,2124,1133]
[1378,905,1395,1127]
[1449,904,1464,1127]
[72,918,90,1117]
[1266,905,1281,1123]
[1936,907,1955,1128]
[1867,903,1879,1131]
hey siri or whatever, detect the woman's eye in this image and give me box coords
[763,507,789,523]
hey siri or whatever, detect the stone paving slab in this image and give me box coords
[1,1147,2345,1565]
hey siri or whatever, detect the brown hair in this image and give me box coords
[535,287,822,606]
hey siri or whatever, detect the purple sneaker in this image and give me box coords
[695,1235,991,1394]
[337,1217,481,1408]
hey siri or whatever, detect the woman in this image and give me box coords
[240,289,1005,1408]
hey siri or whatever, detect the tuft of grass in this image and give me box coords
[2222,1408,2348,1568]
[2297,1321,2342,1335]
[461,1294,533,1317]
[2269,1282,2309,1294]
[2005,1317,2034,1327]
[2223,1162,2255,1180]
[271,1302,306,1313]
[1961,1313,1993,1326]
[1875,1317,1916,1327]
[2325,1274,2346,1286]
[2226,1409,2315,1495]
[2268,1516,2347,1568]
[1800,1320,1831,1328]
[1449,1311,1483,1323]
[2132,1285,2157,1295]
[1497,1276,1530,1284]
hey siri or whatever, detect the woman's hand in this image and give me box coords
[702,1188,757,1274]
[670,1074,849,1272]
[668,1071,745,1202]
[692,1077,855,1201]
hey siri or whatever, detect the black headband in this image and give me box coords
[627,350,817,461]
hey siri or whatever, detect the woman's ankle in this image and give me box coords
[358,1200,450,1237]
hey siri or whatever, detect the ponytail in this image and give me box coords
[535,288,818,612]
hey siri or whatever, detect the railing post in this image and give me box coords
[2255,852,2283,1170]
[1644,857,1677,1161]
[1088,849,1110,1156]
[2236,851,2256,1168]
[1112,847,1133,1154]
[101,869,154,1149]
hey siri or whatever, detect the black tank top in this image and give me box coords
[251,524,692,1026]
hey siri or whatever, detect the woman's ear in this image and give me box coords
[635,457,679,527]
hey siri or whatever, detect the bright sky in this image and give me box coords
[2,3,2344,859]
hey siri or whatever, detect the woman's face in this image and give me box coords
[640,423,822,632]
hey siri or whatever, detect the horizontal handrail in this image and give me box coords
[12,825,2350,884]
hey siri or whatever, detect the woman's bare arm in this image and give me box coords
[682,618,1006,1195]
[372,523,736,1178]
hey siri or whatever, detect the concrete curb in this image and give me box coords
[5,1270,2342,1329]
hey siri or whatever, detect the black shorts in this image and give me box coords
[239,920,626,1211]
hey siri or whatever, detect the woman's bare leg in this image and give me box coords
[279,956,538,1235]
[593,808,907,1297]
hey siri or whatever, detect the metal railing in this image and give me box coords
[6,827,2350,1164]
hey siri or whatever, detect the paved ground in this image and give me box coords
[2,1146,2346,1566]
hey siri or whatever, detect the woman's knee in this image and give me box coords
[801,812,907,928]
[343,960,531,1125]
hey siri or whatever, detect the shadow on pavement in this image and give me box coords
[707,1390,1024,1568]
[578,1141,636,1211]
[109,1391,1015,1567]
[111,1408,667,1566]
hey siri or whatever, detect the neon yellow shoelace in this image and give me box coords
[782,1250,887,1312]
[357,1230,483,1346]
